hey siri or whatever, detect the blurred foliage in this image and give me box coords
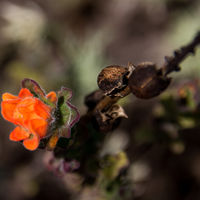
[1,0,200,200]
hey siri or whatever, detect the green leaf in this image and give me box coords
[53,87,80,137]
[22,78,54,107]
[57,95,72,127]
[22,78,45,97]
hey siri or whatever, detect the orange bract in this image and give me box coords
[1,88,55,151]
[46,91,57,103]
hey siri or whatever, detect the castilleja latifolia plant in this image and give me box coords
[1,31,200,200]
[1,78,80,151]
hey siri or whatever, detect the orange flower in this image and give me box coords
[1,88,57,150]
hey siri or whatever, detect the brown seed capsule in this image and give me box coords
[97,63,134,96]
[128,62,171,99]
[94,104,127,132]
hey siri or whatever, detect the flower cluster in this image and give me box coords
[1,88,55,150]
[1,79,80,151]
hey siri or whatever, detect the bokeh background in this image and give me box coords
[0,0,200,199]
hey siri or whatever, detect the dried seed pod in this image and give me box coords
[105,104,128,120]
[95,104,127,132]
[97,63,134,96]
[128,62,171,99]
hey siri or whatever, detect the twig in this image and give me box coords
[92,32,200,112]
[94,86,131,112]
[162,31,200,76]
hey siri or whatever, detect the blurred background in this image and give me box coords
[0,0,200,199]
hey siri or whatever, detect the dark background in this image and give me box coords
[0,0,200,199]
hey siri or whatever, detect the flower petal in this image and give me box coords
[30,118,48,138]
[9,126,30,141]
[18,88,33,98]
[15,98,38,123]
[34,99,50,119]
[17,98,36,115]
[1,99,21,124]
[2,93,18,101]
[23,134,40,151]
[46,91,57,103]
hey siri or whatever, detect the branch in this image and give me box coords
[94,86,131,112]
[162,31,200,76]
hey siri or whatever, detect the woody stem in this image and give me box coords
[94,86,131,112]
[162,31,200,76]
